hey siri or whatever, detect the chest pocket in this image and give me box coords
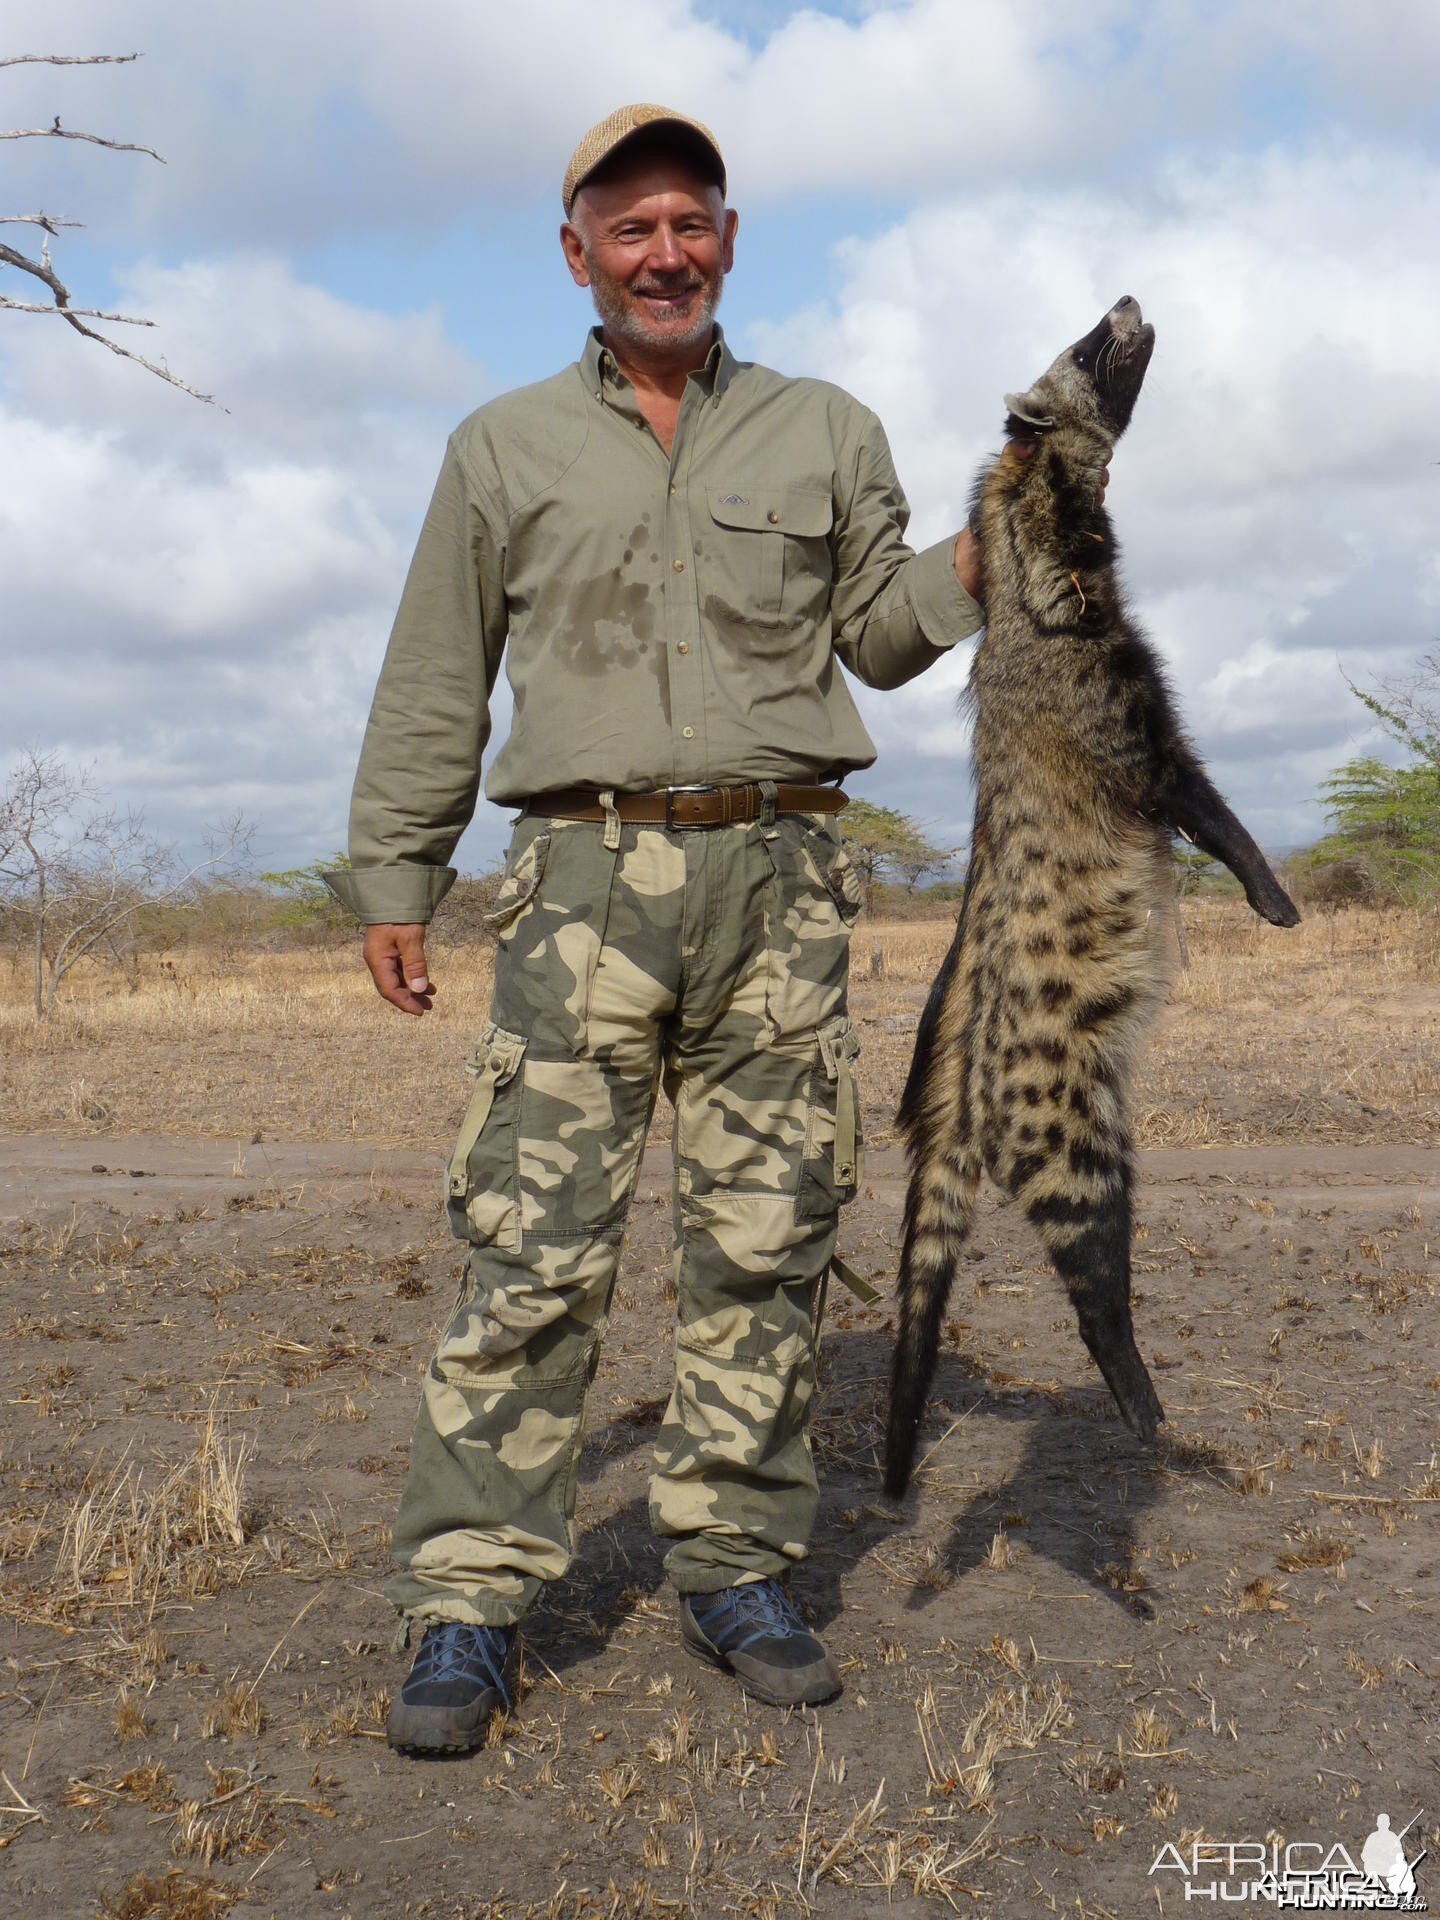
[702,486,834,632]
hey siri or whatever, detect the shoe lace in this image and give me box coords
[413,1622,511,1693]
[695,1580,805,1655]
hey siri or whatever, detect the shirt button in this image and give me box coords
[682,726,695,739]
[672,559,685,572]
[767,509,780,524]
[676,641,689,654]
[668,484,677,496]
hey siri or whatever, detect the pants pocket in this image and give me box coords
[444,1024,527,1247]
[796,1014,863,1220]
[763,815,856,1042]
[488,821,620,1060]
[484,827,551,933]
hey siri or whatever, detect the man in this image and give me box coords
[322,102,1038,1757]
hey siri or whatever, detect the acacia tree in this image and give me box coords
[0,746,252,1018]
[1,50,214,401]
[840,800,954,909]
[1345,648,1440,775]
[1297,651,1440,906]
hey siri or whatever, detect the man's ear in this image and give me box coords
[720,205,738,274]
[559,219,590,288]
[1003,389,1055,430]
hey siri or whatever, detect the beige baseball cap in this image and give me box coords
[562,103,726,217]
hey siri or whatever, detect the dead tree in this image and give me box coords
[0,745,253,1018]
[1,52,216,403]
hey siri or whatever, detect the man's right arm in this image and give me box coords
[320,431,507,934]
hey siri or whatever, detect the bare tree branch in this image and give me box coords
[0,234,217,399]
[0,54,140,70]
[0,49,219,403]
[0,119,164,161]
[0,295,153,324]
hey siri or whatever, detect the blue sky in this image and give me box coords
[2,0,1437,882]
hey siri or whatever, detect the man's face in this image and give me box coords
[560,150,738,358]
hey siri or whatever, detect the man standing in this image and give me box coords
[322,103,988,1756]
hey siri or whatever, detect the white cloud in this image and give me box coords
[0,252,491,871]
[2,7,1435,873]
[748,143,1440,847]
[2,1,1437,250]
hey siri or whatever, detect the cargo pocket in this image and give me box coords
[483,830,551,935]
[443,1024,528,1249]
[796,1015,863,1220]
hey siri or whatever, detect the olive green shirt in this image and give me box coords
[321,322,983,925]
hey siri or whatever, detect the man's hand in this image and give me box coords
[362,923,437,1016]
[952,442,1111,605]
[952,524,983,602]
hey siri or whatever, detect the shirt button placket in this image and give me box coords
[665,404,705,784]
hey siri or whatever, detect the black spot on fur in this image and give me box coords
[1074,987,1134,1030]
[1009,1151,1047,1191]
[1069,1138,1117,1178]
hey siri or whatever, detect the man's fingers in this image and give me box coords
[397,929,431,994]
[361,923,436,1016]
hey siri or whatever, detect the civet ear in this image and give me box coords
[1003,390,1055,430]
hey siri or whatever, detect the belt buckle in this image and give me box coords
[665,784,719,829]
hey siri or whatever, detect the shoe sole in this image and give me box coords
[386,1703,509,1756]
[679,1618,843,1710]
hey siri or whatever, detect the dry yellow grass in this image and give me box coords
[37,1406,252,1625]
[2,903,1436,1148]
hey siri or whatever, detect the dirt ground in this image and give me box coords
[1,913,1437,1917]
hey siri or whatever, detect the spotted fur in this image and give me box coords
[883,297,1300,1497]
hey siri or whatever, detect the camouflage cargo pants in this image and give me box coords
[385,794,865,1642]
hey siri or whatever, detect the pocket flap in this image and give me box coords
[483,831,550,926]
[818,1014,861,1080]
[708,487,833,537]
[447,1026,527,1203]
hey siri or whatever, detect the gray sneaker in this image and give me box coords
[679,1578,842,1708]
[387,1620,520,1755]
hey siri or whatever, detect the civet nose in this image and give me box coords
[1112,294,1136,311]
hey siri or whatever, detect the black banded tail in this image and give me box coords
[883,1147,980,1498]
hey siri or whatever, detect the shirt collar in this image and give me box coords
[578,322,737,408]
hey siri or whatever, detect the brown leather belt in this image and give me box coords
[521,783,849,829]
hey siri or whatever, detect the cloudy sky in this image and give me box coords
[3,1,1437,879]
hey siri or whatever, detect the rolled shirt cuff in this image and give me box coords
[319,864,458,925]
[906,533,985,651]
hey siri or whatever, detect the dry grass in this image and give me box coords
[98,1869,237,1919]
[34,1405,252,1623]
[2,896,1436,1913]
[4,903,1438,1147]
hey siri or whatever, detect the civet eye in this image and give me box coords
[1074,350,1087,367]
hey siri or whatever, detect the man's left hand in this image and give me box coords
[953,448,1111,605]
